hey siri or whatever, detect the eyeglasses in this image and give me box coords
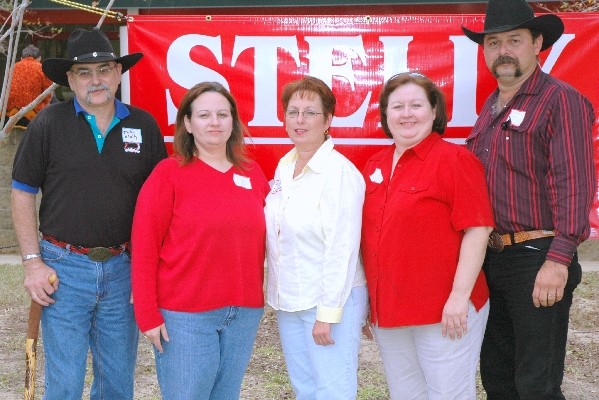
[285,110,324,119]
[70,64,117,80]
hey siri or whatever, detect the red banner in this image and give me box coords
[127,14,599,237]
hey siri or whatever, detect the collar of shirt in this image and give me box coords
[367,134,441,183]
[407,132,441,161]
[491,65,545,109]
[73,97,130,119]
[279,136,335,174]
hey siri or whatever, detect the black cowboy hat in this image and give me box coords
[461,0,564,51]
[42,28,143,87]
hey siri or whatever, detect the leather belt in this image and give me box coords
[488,230,555,253]
[42,234,128,262]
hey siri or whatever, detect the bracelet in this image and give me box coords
[22,253,42,262]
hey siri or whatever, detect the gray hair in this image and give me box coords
[22,44,41,59]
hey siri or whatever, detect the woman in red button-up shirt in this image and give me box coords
[361,72,494,400]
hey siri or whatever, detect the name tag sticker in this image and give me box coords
[122,128,142,143]
[122,128,142,154]
[508,109,526,127]
[233,174,252,189]
[370,168,383,184]
[271,179,282,194]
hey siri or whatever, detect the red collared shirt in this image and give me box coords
[361,133,494,327]
[466,66,596,266]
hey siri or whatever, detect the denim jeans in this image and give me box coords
[155,306,263,400]
[480,237,582,400]
[276,286,368,400]
[40,239,138,400]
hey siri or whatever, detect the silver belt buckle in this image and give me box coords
[87,247,113,262]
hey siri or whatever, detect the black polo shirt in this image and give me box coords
[12,99,167,247]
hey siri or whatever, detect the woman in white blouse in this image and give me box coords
[265,76,368,400]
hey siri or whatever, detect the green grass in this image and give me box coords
[574,271,599,299]
[358,367,390,399]
[0,263,29,308]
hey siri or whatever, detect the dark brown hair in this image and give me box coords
[173,82,249,167]
[281,76,336,118]
[379,72,447,138]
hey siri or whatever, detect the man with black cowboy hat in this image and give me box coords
[463,0,595,398]
[11,28,166,399]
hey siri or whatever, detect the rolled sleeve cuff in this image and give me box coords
[316,305,343,323]
[546,234,580,266]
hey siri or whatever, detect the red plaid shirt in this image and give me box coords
[467,67,596,266]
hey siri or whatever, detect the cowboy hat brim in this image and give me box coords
[461,14,564,51]
[42,52,143,87]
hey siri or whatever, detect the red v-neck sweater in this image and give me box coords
[131,157,269,332]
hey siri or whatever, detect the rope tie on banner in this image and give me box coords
[47,0,131,21]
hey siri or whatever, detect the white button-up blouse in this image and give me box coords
[265,138,366,323]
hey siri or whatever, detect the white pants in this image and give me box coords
[276,286,368,400]
[374,301,489,400]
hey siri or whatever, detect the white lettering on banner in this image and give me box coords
[541,34,575,73]
[379,36,412,82]
[305,36,370,127]
[232,36,299,127]
[166,34,228,125]
[163,33,574,130]
[167,34,228,88]
[449,36,479,127]
[166,89,178,126]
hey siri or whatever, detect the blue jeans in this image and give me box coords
[276,286,368,400]
[480,237,582,400]
[155,306,264,400]
[40,239,138,400]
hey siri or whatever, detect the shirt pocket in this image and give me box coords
[504,115,533,135]
[502,116,546,169]
[365,179,384,195]
[396,182,431,195]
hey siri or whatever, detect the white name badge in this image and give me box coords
[233,174,252,189]
[508,109,526,127]
[122,128,142,143]
[370,168,383,184]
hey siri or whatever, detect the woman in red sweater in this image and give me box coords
[131,82,269,400]
[361,73,494,399]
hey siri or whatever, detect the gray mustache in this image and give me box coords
[87,84,110,93]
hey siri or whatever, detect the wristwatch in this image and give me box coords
[22,253,42,262]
